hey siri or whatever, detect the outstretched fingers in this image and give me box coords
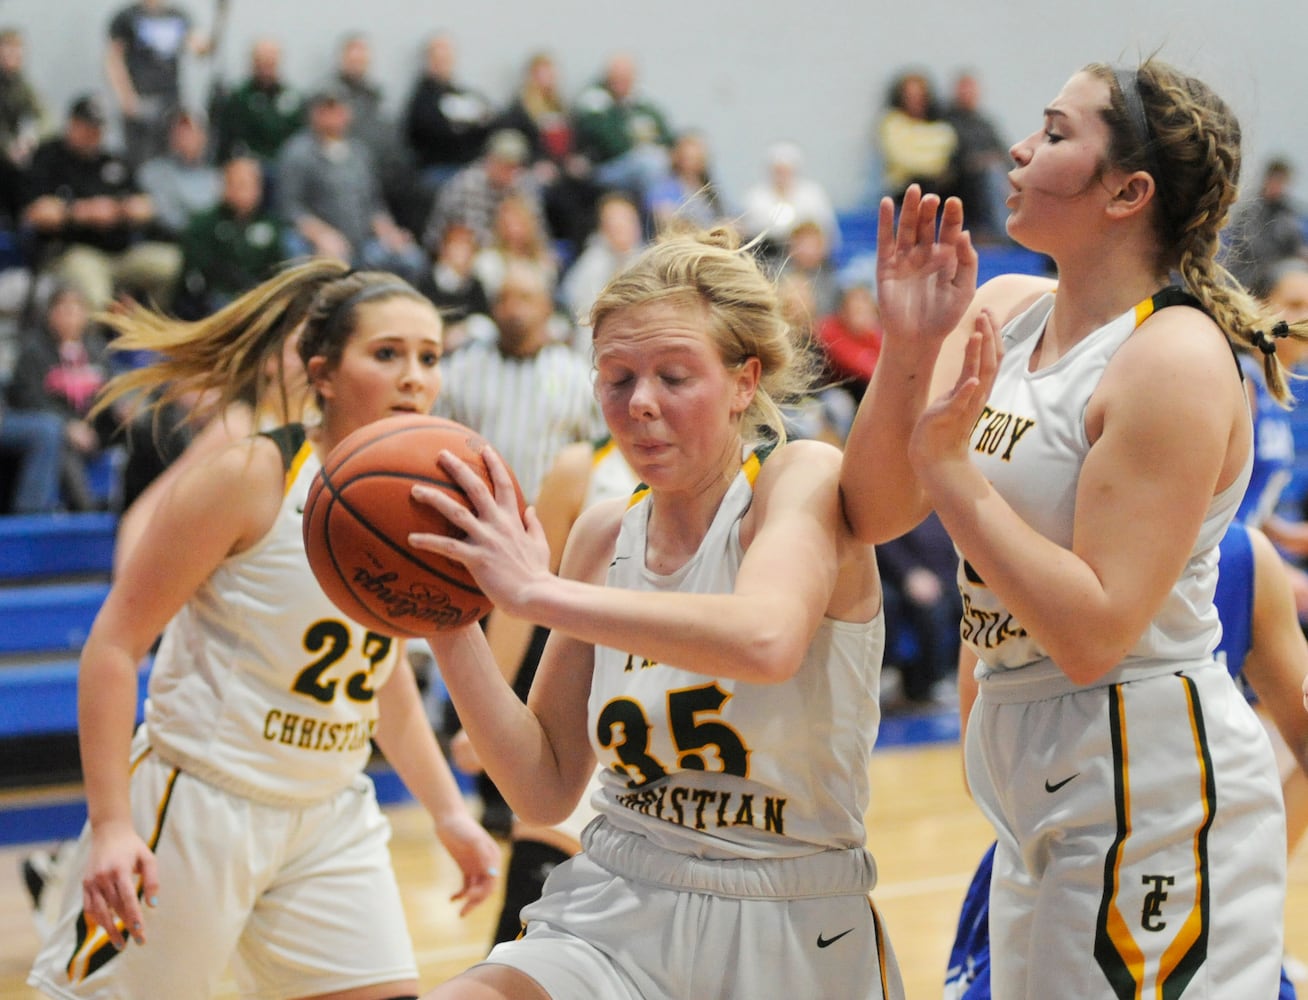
[937,197,978,286]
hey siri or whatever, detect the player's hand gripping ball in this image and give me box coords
[303,414,525,637]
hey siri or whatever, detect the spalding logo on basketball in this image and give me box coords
[302,414,525,638]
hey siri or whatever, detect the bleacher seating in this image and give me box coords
[833,210,1050,281]
[0,513,124,778]
[0,512,117,581]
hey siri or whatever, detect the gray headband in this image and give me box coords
[1113,68,1165,192]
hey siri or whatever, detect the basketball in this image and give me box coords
[302,414,525,638]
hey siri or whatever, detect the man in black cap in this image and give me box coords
[21,93,180,310]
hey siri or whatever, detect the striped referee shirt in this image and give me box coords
[433,338,606,501]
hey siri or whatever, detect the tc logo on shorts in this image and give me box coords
[1141,874,1174,931]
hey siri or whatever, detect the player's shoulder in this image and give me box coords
[750,438,842,517]
[974,273,1057,327]
[1117,294,1233,388]
[757,437,842,484]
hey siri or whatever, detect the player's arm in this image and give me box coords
[422,506,609,827]
[462,442,858,685]
[372,656,500,915]
[479,442,593,696]
[78,437,282,947]
[1241,527,1308,849]
[924,310,1241,684]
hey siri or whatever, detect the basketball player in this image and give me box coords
[28,261,501,1000]
[840,59,1308,996]
[409,227,905,999]
[944,520,1308,999]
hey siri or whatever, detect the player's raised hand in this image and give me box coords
[876,185,978,350]
[909,308,1002,472]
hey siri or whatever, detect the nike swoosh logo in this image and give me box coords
[817,928,854,948]
[1044,773,1080,793]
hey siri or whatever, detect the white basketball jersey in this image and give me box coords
[960,292,1251,677]
[583,435,639,509]
[588,447,887,860]
[145,426,401,805]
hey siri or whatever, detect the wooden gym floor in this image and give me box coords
[2,741,1307,999]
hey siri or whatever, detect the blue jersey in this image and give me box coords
[1237,354,1295,527]
[944,521,1295,1000]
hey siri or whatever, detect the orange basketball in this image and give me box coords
[302,414,525,638]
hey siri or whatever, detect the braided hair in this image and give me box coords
[1087,59,1308,404]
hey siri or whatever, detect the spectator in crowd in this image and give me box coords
[214,37,304,165]
[6,283,117,511]
[877,511,962,707]
[816,275,883,403]
[778,218,841,319]
[416,220,489,351]
[331,31,423,237]
[559,190,645,344]
[877,69,959,206]
[1226,158,1308,297]
[277,84,424,281]
[424,128,545,252]
[104,0,211,169]
[22,94,181,311]
[472,191,560,302]
[404,32,496,197]
[740,140,841,261]
[572,52,674,203]
[177,155,283,315]
[0,26,47,168]
[645,128,730,234]
[136,106,221,240]
[0,396,64,514]
[943,70,1009,243]
[494,50,596,257]
[332,32,386,153]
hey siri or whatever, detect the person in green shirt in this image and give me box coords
[177,155,283,315]
[215,37,303,164]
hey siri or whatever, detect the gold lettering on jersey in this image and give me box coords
[615,782,787,836]
[262,709,376,752]
[972,406,1036,462]
[960,593,1028,650]
[622,654,659,672]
